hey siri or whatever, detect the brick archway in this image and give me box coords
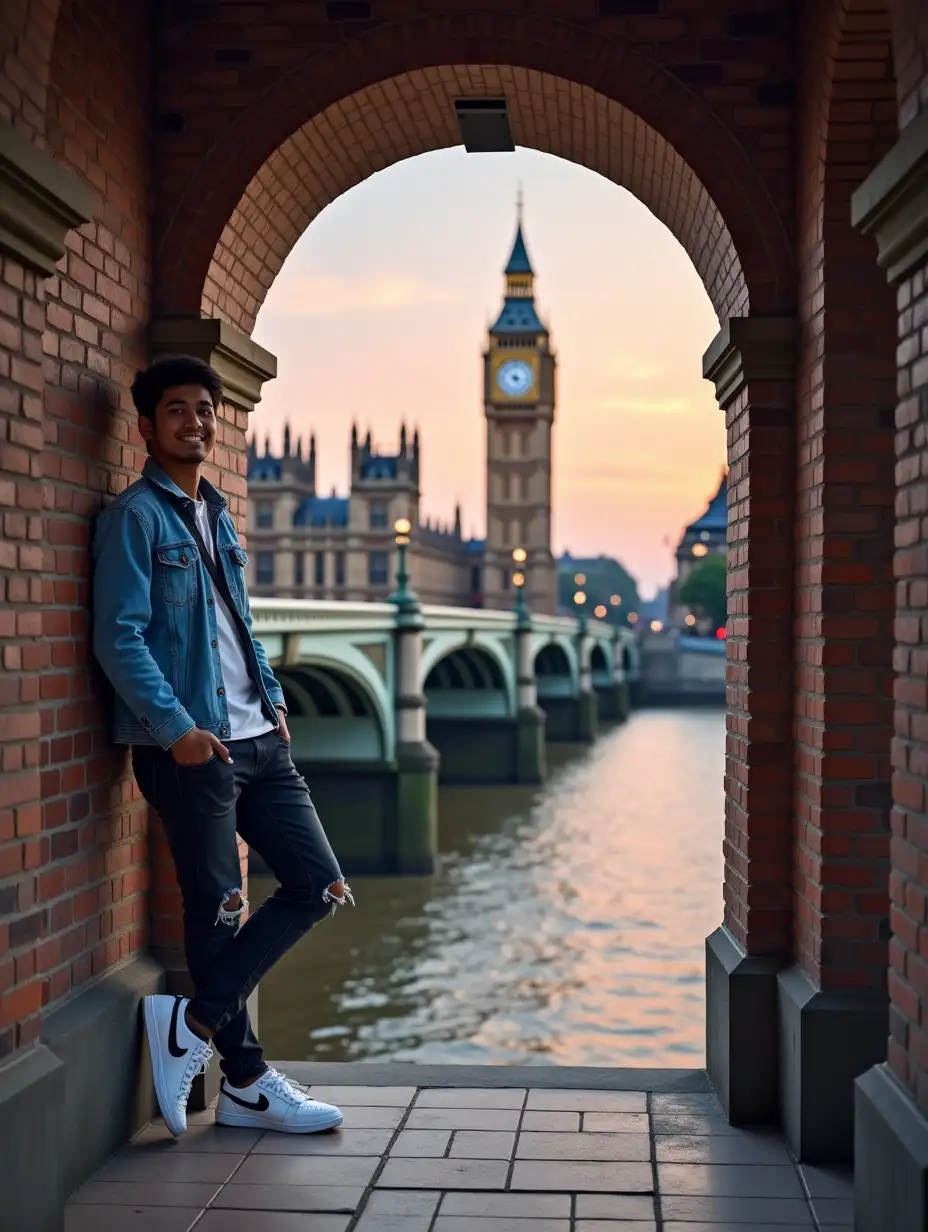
[153,12,795,325]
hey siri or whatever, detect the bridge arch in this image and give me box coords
[590,642,611,687]
[424,643,514,720]
[534,639,578,699]
[276,657,391,763]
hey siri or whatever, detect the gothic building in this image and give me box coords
[246,208,557,612]
[668,470,728,630]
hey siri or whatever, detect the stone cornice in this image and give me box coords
[702,316,796,410]
[851,107,928,285]
[0,121,94,275]
[150,316,277,413]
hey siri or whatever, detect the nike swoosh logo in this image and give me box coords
[168,996,188,1059]
[221,1082,270,1112]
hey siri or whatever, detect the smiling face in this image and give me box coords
[139,383,218,466]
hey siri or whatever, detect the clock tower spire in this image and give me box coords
[482,198,556,614]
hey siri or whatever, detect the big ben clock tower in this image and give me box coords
[483,200,557,614]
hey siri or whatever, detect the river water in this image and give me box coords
[251,708,725,1069]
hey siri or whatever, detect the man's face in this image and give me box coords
[140,384,217,464]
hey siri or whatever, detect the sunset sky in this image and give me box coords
[251,145,726,597]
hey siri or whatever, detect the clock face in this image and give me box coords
[496,359,535,397]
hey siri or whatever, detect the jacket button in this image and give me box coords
[217,688,225,696]
[180,554,188,565]
[207,598,214,606]
[211,639,218,648]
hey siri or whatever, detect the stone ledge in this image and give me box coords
[150,315,277,412]
[778,963,888,1163]
[856,1062,928,1232]
[0,120,94,275]
[702,315,796,410]
[852,106,928,284]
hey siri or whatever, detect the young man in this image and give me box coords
[92,355,352,1137]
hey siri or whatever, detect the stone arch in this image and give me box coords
[276,659,390,762]
[590,642,610,682]
[424,644,514,719]
[535,640,575,687]
[154,13,794,326]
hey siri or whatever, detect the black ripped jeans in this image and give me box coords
[133,730,348,1086]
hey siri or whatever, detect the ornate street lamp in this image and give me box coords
[512,546,528,623]
[388,517,420,622]
[573,587,588,635]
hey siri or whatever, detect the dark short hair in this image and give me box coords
[131,356,222,420]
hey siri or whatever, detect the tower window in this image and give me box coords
[314,551,326,587]
[293,554,304,587]
[369,502,388,529]
[501,568,510,591]
[334,551,346,586]
[256,551,275,586]
[369,550,388,585]
[256,501,273,530]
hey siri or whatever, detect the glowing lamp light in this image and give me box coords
[594,604,607,618]
[716,627,727,639]
[650,620,663,633]
[609,594,621,606]
[627,611,638,623]
[692,543,709,558]
[393,517,411,546]
[574,573,587,586]
[573,590,587,606]
[685,614,696,627]
[512,571,525,588]
[512,547,527,565]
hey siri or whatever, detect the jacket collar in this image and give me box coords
[142,457,227,509]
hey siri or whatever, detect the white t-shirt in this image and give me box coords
[194,500,274,741]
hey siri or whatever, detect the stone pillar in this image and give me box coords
[148,314,276,1108]
[606,628,631,722]
[514,608,546,784]
[702,315,796,1126]
[576,623,597,743]
[392,593,439,874]
[851,107,928,1231]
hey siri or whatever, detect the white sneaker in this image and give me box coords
[216,1068,344,1134]
[143,994,213,1137]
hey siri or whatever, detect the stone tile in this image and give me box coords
[651,1093,725,1116]
[415,1087,525,1109]
[521,1110,580,1131]
[510,1160,653,1192]
[576,1217,655,1227]
[390,1130,451,1157]
[229,1155,379,1186]
[663,1225,812,1232]
[526,1089,647,1113]
[377,1157,509,1189]
[69,1181,220,1207]
[652,1112,753,1137]
[798,1163,854,1199]
[308,1086,416,1106]
[660,1195,814,1225]
[210,1185,365,1212]
[197,1214,351,1232]
[251,1129,393,1156]
[64,1207,202,1232]
[440,1192,571,1217]
[517,1131,650,1162]
[93,1149,241,1183]
[583,1112,650,1133]
[337,1106,406,1129]
[655,1133,792,1165]
[362,1190,441,1217]
[353,1213,432,1232]
[575,1193,657,1220]
[658,1163,805,1199]
[449,1130,515,1158]
[434,1219,569,1231]
[131,1122,263,1152]
[810,1197,855,1225]
[405,1107,520,1131]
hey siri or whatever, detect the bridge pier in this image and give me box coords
[392,584,439,874]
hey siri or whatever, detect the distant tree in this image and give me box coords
[679,554,727,630]
[557,555,640,623]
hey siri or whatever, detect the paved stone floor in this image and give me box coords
[64,1076,854,1230]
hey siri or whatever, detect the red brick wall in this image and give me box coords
[793,0,896,995]
[887,0,928,1114]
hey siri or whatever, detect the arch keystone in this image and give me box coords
[150,315,277,413]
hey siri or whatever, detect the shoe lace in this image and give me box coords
[260,1068,312,1107]
[177,1039,213,1110]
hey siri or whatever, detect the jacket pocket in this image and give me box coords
[221,544,248,604]
[156,541,200,606]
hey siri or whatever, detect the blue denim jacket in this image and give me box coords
[92,458,284,748]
